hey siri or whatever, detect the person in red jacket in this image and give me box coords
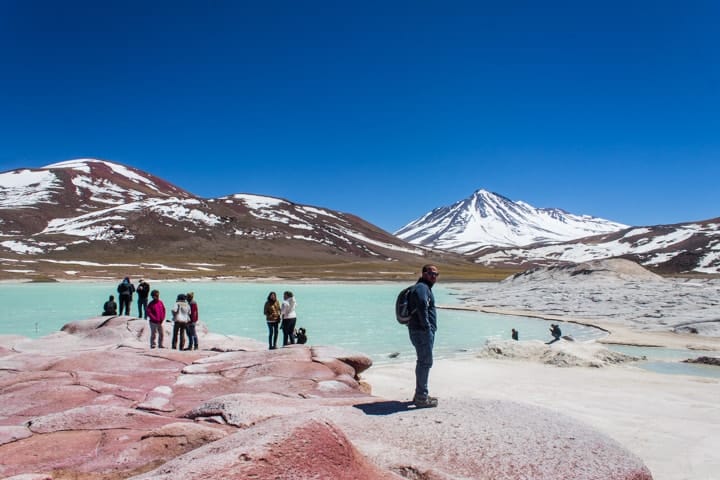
[146,289,166,349]
[186,291,199,350]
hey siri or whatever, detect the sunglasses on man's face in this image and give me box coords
[426,271,439,277]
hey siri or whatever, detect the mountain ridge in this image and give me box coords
[1,159,718,278]
[395,188,719,275]
[0,159,487,281]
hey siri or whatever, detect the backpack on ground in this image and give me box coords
[395,285,417,325]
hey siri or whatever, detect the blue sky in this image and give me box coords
[1,1,718,232]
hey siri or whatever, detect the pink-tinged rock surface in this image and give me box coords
[328,398,654,480]
[130,415,404,480]
[0,316,653,479]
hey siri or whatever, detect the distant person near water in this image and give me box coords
[146,289,166,349]
[547,324,562,344]
[264,291,281,350]
[117,277,135,316]
[171,293,190,350]
[407,264,440,408]
[511,328,519,341]
[136,279,150,319]
[186,291,199,350]
[102,295,117,316]
[295,327,307,344]
[280,291,297,346]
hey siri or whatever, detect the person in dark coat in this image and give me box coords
[547,324,562,344]
[136,279,150,319]
[117,277,135,316]
[102,295,117,316]
[295,327,307,344]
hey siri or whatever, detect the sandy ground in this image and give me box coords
[364,356,720,480]
[365,261,720,480]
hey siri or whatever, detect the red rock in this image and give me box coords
[129,416,403,480]
[311,345,374,374]
[0,319,653,480]
[0,425,32,445]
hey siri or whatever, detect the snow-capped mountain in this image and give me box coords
[470,219,720,275]
[1,160,718,278]
[0,158,192,209]
[0,158,194,239]
[395,189,720,274]
[395,189,628,253]
[0,158,423,257]
[0,159,443,280]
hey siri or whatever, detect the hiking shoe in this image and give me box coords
[413,396,438,408]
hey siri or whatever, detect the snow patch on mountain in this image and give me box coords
[229,193,286,209]
[45,158,162,192]
[41,198,222,239]
[0,240,44,254]
[334,227,425,256]
[298,205,340,219]
[152,200,223,226]
[70,174,140,204]
[221,193,425,255]
[0,170,60,208]
[696,250,720,273]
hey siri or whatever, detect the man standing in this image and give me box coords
[136,279,150,319]
[407,264,439,408]
[117,277,135,316]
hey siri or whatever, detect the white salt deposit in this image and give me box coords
[452,258,720,337]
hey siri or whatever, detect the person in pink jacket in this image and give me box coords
[146,289,166,349]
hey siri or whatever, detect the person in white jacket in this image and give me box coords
[280,291,297,346]
[171,293,191,350]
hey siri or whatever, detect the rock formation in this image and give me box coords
[0,316,653,479]
[480,339,644,368]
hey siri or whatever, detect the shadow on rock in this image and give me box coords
[353,400,415,415]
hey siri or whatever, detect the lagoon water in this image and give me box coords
[2,281,603,362]
[3,281,715,377]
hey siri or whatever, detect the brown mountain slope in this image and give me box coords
[0,159,513,281]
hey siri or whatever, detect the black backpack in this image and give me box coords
[118,282,131,296]
[395,285,417,325]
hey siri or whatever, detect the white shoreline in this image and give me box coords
[363,356,720,480]
[463,305,720,351]
[367,308,720,480]
[367,266,720,480]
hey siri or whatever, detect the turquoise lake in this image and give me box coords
[2,281,716,377]
[1,281,602,360]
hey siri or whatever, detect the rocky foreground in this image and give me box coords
[0,316,652,479]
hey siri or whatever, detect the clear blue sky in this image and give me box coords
[1,1,718,232]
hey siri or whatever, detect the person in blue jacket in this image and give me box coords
[407,264,439,408]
